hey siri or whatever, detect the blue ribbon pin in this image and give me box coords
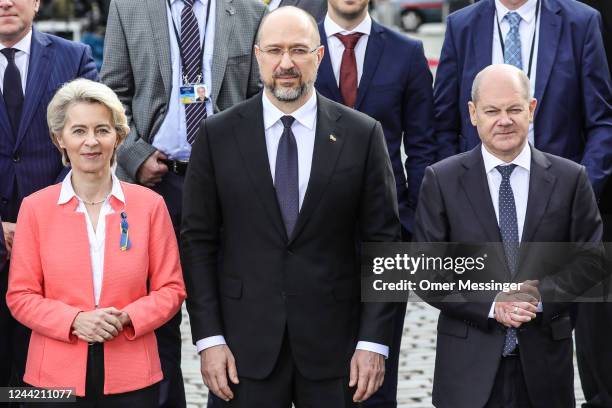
[119,212,132,251]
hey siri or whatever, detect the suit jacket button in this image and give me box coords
[12,155,20,163]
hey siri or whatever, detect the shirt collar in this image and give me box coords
[262,90,318,131]
[324,13,372,38]
[482,141,531,174]
[495,0,537,24]
[58,170,126,205]
[0,29,33,56]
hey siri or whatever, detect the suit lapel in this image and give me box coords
[211,0,236,109]
[233,95,287,238]
[280,0,299,5]
[520,147,555,243]
[533,0,561,109]
[354,21,385,110]
[0,94,11,142]
[317,25,343,103]
[473,0,495,72]
[146,0,172,99]
[15,30,51,150]
[458,147,501,243]
[288,95,343,245]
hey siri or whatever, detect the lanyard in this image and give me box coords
[167,0,212,84]
[495,0,540,79]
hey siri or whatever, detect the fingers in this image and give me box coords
[98,320,119,338]
[102,312,123,333]
[201,346,235,402]
[214,368,234,401]
[353,369,368,402]
[227,352,239,385]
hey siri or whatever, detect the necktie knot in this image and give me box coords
[496,164,517,180]
[183,0,194,8]
[334,33,364,50]
[504,12,522,29]
[280,115,295,129]
[1,48,17,62]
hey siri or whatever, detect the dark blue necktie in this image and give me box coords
[1,48,24,137]
[497,164,519,356]
[504,12,523,69]
[275,116,299,237]
[181,0,207,144]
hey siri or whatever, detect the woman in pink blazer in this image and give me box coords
[6,79,186,406]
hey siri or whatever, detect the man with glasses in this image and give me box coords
[182,6,400,407]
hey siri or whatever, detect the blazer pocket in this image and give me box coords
[226,54,251,66]
[220,275,243,299]
[550,315,572,340]
[437,313,468,339]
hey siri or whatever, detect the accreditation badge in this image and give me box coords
[180,84,208,104]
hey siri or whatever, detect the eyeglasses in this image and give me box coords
[257,46,321,61]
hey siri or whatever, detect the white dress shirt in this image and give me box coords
[0,30,32,94]
[153,0,216,161]
[324,13,372,87]
[267,0,282,10]
[57,171,125,306]
[492,0,540,145]
[482,143,543,317]
[197,91,389,358]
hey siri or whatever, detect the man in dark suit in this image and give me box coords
[576,3,612,406]
[433,0,612,198]
[315,0,435,406]
[182,6,400,407]
[0,0,98,391]
[416,64,604,407]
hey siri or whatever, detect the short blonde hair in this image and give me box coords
[47,78,130,166]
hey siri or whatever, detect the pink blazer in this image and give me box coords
[6,182,186,396]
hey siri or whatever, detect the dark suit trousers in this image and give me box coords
[484,354,532,408]
[210,330,357,408]
[362,302,406,408]
[152,172,186,408]
[575,213,612,408]
[25,343,159,407]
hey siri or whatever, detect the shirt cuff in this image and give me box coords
[196,335,226,353]
[356,341,389,359]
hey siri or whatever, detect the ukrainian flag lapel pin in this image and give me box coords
[119,211,132,251]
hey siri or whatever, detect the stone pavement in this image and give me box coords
[180,302,586,407]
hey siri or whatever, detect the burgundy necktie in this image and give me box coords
[334,32,364,108]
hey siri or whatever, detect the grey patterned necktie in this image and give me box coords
[497,164,519,356]
[275,116,299,237]
[181,0,207,144]
[504,12,523,69]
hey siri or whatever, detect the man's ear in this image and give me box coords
[529,98,537,123]
[468,101,478,127]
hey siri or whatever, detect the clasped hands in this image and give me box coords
[200,345,385,403]
[71,307,131,343]
[494,280,540,328]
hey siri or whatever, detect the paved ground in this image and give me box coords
[180,301,586,407]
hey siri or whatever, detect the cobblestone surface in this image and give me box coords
[181,303,585,407]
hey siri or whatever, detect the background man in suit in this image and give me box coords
[433,0,612,199]
[576,3,612,406]
[416,64,603,408]
[0,0,98,392]
[265,0,327,21]
[101,1,265,406]
[315,0,435,406]
[182,6,400,406]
